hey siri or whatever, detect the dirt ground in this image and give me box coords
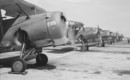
[0,40,130,80]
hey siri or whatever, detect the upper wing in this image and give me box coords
[0,0,46,17]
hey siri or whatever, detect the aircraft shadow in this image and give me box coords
[89,49,130,54]
[27,64,56,70]
[44,47,74,54]
[0,56,19,68]
[106,46,130,48]
[113,70,130,76]
[0,57,56,70]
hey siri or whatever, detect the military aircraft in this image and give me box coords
[111,32,122,42]
[100,30,113,44]
[75,26,105,51]
[109,32,118,43]
[0,0,71,73]
[116,33,124,41]
[67,20,84,44]
[118,34,124,41]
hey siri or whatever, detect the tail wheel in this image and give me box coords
[36,54,48,66]
[11,58,27,72]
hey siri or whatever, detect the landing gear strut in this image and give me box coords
[11,43,27,73]
[11,30,48,73]
[11,44,48,73]
[11,45,48,73]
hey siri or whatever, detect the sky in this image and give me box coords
[8,0,130,36]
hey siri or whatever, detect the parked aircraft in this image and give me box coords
[75,26,105,51]
[67,20,84,44]
[100,30,113,44]
[116,33,124,41]
[117,33,124,41]
[0,0,70,73]
[101,31,124,44]
[110,32,117,43]
[111,32,123,42]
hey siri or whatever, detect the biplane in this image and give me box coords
[0,0,70,73]
[100,30,113,44]
[75,26,105,51]
[115,33,124,42]
[67,20,84,44]
[110,32,123,43]
[118,34,124,41]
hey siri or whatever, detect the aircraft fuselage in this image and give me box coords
[1,11,69,49]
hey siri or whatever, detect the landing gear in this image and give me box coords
[81,45,89,51]
[11,45,48,73]
[101,41,105,47]
[11,43,28,73]
[11,58,27,72]
[36,54,48,66]
[11,30,32,73]
[108,39,113,44]
[86,46,89,51]
[11,30,48,73]
[110,41,112,44]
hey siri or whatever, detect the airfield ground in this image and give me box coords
[0,39,130,80]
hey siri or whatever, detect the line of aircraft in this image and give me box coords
[0,0,124,73]
[67,21,124,51]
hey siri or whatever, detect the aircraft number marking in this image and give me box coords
[47,21,56,27]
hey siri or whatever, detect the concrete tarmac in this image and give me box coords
[0,40,130,80]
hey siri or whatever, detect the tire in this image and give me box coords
[110,41,112,44]
[11,58,27,72]
[101,42,105,47]
[86,46,89,51]
[36,54,48,66]
[81,45,89,51]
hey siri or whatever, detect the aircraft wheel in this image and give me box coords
[110,41,112,44]
[11,58,27,72]
[81,45,89,51]
[86,46,89,51]
[101,42,105,47]
[36,54,48,66]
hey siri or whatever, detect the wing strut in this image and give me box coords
[15,2,30,20]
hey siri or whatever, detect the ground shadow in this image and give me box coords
[89,49,130,54]
[74,45,130,54]
[28,64,56,70]
[0,57,56,70]
[45,47,74,54]
[113,70,130,76]
[0,56,19,68]
[106,46,130,48]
